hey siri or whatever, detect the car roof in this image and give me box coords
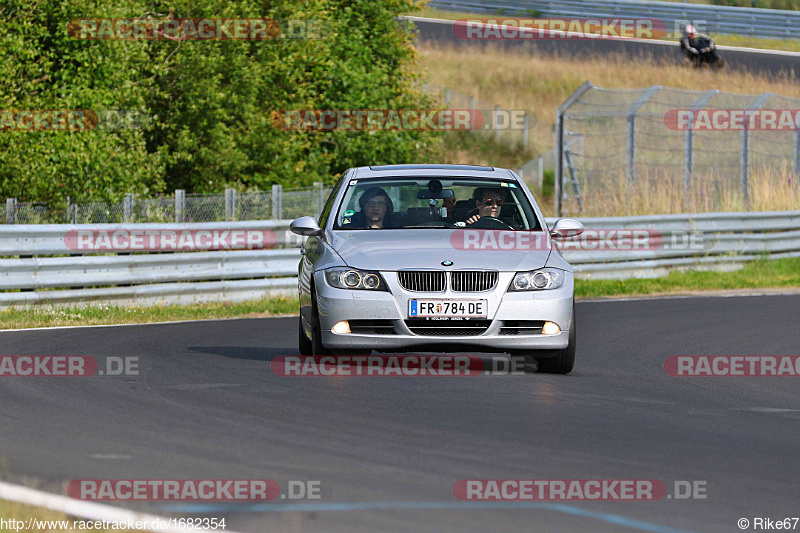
[352,164,516,179]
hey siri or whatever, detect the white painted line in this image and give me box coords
[0,480,244,532]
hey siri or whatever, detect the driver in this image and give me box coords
[465,187,504,225]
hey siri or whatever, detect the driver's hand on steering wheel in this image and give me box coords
[465,214,481,224]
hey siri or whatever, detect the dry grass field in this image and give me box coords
[421,43,800,215]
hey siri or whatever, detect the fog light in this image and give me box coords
[332,321,351,334]
[542,321,560,335]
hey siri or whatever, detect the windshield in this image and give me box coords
[332,177,541,231]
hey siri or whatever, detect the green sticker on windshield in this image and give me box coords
[344,210,354,217]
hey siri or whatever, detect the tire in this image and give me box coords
[299,314,312,355]
[536,314,576,374]
[310,286,332,356]
[512,305,576,374]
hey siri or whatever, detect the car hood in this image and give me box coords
[329,230,552,271]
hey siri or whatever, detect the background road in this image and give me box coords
[1,294,799,532]
[411,17,800,79]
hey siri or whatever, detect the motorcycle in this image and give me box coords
[684,36,725,69]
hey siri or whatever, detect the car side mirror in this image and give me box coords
[550,218,583,239]
[290,216,323,237]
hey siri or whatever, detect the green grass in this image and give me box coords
[1,257,799,329]
[0,296,298,330]
[575,256,800,298]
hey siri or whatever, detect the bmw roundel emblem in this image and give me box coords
[441,260,453,266]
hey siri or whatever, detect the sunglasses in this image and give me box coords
[481,198,503,207]
[365,201,388,209]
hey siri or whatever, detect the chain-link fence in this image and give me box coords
[4,184,333,224]
[555,81,800,216]
[424,82,534,150]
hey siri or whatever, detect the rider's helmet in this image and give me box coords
[685,24,696,38]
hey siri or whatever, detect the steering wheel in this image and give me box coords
[469,216,514,230]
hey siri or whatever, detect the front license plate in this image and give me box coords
[408,299,487,318]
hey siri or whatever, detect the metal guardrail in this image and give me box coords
[0,211,797,307]
[429,0,800,40]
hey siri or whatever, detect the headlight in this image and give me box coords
[509,268,566,291]
[325,267,386,291]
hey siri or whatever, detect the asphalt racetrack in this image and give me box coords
[1,294,799,532]
[411,17,800,79]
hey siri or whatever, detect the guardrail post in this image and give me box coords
[741,92,773,210]
[554,81,594,217]
[272,184,282,220]
[626,85,661,186]
[225,188,236,221]
[175,189,185,223]
[6,198,17,224]
[123,193,134,223]
[314,181,324,216]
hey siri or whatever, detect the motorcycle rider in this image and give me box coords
[680,24,716,62]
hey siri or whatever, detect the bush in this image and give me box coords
[0,0,439,203]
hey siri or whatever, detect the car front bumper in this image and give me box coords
[313,270,574,353]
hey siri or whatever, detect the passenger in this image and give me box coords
[350,187,394,229]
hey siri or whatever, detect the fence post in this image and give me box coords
[272,184,283,220]
[314,181,324,216]
[469,97,475,111]
[123,193,134,222]
[175,189,185,223]
[538,156,544,189]
[523,114,529,147]
[445,88,451,107]
[626,85,662,186]
[225,188,236,221]
[741,92,773,210]
[684,90,719,208]
[793,130,800,180]
[554,81,594,217]
[494,105,501,144]
[6,198,17,224]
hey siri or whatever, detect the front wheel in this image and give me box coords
[535,323,575,374]
[299,315,312,355]
[512,308,576,374]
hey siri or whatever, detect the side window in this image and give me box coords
[318,174,346,228]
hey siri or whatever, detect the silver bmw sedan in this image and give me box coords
[290,164,583,373]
